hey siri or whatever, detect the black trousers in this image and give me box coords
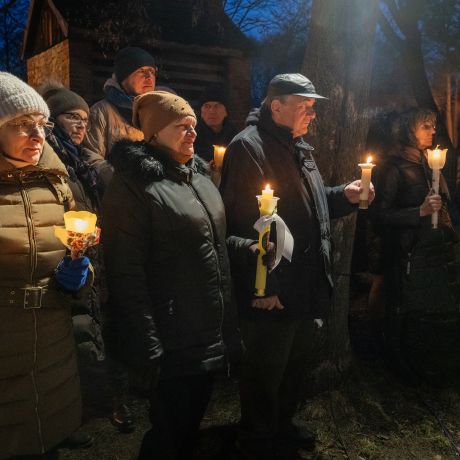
[138,373,215,460]
[238,317,322,450]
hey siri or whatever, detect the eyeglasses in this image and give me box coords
[62,112,90,127]
[7,119,54,136]
[420,122,436,131]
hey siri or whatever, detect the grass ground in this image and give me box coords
[60,290,460,460]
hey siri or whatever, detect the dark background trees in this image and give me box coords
[0,0,29,76]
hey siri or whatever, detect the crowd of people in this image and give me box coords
[0,44,458,460]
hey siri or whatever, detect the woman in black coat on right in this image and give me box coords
[374,108,459,383]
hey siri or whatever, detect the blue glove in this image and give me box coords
[55,256,90,292]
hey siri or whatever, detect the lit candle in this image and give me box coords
[64,211,97,234]
[358,155,375,210]
[255,184,279,297]
[55,211,99,259]
[427,146,448,228]
[213,145,226,169]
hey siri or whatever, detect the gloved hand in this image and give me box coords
[249,242,276,270]
[55,256,90,292]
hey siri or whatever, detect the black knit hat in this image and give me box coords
[199,86,228,108]
[39,82,89,118]
[114,46,156,84]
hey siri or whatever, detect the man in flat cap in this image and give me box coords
[82,46,157,185]
[220,73,373,459]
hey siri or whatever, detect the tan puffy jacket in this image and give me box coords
[82,79,143,186]
[0,144,81,458]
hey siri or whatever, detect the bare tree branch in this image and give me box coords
[0,0,17,14]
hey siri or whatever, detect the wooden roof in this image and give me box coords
[23,0,252,58]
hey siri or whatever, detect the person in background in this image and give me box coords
[220,73,369,460]
[102,91,256,460]
[40,82,106,442]
[194,85,238,163]
[373,108,460,384]
[82,46,157,186]
[0,72,91,459]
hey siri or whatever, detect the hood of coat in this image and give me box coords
[0,141,69,177]
[109,139,210,185]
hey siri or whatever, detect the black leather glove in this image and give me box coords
[248,242,276,270]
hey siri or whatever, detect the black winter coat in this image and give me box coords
[220,106,356,319]
[102,140,248,379]
[375,146,459,314]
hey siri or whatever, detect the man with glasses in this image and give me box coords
[220,74,369,459]
[82,46,157,186]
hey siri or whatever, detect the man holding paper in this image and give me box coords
[220,73,372,459]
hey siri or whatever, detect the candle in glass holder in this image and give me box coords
[64,211,97,234]
[255,184,279,297]
[427,146,448,229]
[213,145,226,169]
[55,211,100,259]
[358,155,375,209]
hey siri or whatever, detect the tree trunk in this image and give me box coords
[446,74,453,145]
[302,0,379,389]
[454,76,458,149]
[380,0,458,194]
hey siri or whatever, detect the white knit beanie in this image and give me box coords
[0,72,50,128]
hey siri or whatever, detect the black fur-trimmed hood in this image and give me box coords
[109,139,210,185]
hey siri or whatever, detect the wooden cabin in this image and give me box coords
[22,0,252,126]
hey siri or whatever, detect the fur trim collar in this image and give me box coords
[109,140,210,184]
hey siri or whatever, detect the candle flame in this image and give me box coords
[264,184,271,191]
[366,155,373,164]
[433,150,440,158]
[213,145,226,153]
[73,219,89,233]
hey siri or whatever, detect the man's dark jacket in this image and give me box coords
[194,118,239,162]
[220,106,356,319]
[102,140,249,379]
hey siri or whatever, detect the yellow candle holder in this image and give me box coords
[255,193,279,297]
[54,211,100,259]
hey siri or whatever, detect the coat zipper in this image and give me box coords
[186,184,226,352]
[19,176,44,452]
[31,309,45,453]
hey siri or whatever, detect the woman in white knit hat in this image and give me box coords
[0,72,91,459]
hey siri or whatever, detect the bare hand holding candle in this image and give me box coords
[427,146,447,228]
[358,155,375,209]
[255,184,279,297]
[54,211,100,259]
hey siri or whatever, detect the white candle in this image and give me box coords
[259,184,276,215]
[427,146,448,228]
[213,145,226,169]
[358,155,375,210]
